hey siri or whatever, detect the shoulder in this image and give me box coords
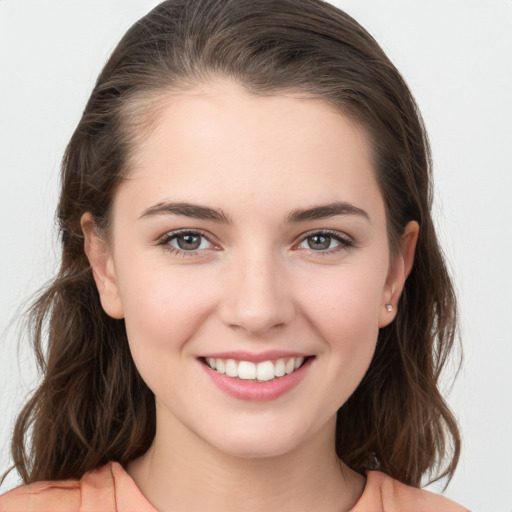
[353,471,470,512]
[0,463,116,512]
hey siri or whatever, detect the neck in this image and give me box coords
[127,409,365,512]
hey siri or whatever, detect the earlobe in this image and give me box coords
[378,221,419,328]
[81,213,124,319]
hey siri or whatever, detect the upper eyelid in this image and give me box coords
[160,228,214,241]
[158,228,219,249]
[157,228,354,250]
[296,228,354,243]
[293,230,356,255]
[158,230,221,258]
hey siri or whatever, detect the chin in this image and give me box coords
[200,418,325,461]
[216,436,301,460]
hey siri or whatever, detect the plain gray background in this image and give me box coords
[1,1,511,510]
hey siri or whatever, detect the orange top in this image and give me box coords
[0,461,468,511]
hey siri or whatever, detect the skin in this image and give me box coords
[82,80,418,512]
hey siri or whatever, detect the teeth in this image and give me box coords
[274,359,286,377]
[225,359,238,377]
[205,356,306,381]
[256,361,275,381]
[238,361,256,380]
[216,358,226,374]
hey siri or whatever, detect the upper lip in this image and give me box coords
[199,350,311,363]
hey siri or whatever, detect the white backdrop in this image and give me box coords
[0,1,511,510]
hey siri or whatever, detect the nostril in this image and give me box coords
[220,302,296,336]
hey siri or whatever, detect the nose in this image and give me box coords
[218,252,295,336]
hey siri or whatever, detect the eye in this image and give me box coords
[172,233,207,251]
[159,229,217,255]
[303,233,335,251]
[296,230,354,253]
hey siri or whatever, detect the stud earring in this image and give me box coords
[385,304,393,312]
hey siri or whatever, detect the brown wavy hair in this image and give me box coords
[4,0,460,488]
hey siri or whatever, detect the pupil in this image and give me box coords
[308,234,331,250]
[178,234,200,250]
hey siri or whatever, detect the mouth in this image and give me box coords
[200,356,311,382]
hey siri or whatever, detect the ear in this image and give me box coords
[378,220,419,328]
[81,212,124,319]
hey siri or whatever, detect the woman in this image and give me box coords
[0,0,468,510]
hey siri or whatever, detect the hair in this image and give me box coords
[5,0,460,488]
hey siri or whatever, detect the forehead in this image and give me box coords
[117,80,384,222]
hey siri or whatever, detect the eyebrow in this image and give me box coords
[139,200,369,224]
[139,201,232,223]
[286,201,370,223]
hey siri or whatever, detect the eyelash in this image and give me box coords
[158,229,218,257]
[157,229,355,257]
[294,229,355,256]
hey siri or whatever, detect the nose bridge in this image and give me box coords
[220,247,295,335]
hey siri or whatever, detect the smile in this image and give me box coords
[200,353,313,401]
[204,356,307,382]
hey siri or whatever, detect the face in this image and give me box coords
[85,80,414,459]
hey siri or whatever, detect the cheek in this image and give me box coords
[115,260,218,362]
[295,260,386,380]
[298,260,386,333]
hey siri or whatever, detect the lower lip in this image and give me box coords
[200,358,312,402]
